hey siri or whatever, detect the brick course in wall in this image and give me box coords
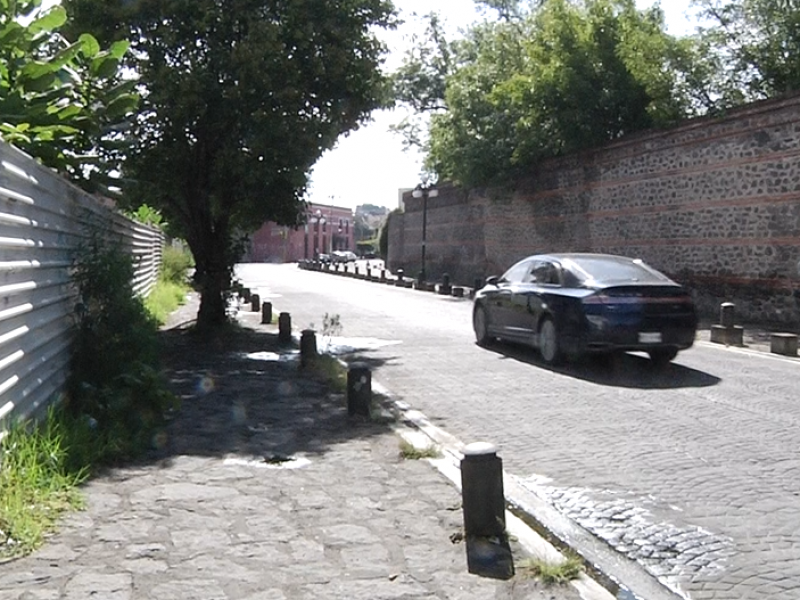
[388,93,800,325]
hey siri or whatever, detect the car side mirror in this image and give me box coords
[486,276,499,286]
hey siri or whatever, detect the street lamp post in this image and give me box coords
[412,183,439,283]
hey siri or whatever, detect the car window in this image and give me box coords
[501,259,532,283]
[567,256,670,284]
[528,261,561,285]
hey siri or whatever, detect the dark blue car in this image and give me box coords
[472,253,698,366]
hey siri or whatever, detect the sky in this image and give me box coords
[306,0,701,212]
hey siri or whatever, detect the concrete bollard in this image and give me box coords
[461,442,506,538]
[300,329,318,365]
[720,302,736,329]
[438,273,452,295]
[261,301,273,324]
[278,312,292,344]
[241,287,251,303]
[452,286,465,298]
[250,293,260,312]
[471,277,483,298]
[395,269,405,287]
[710,301,744,346]
[380,269,387,282]
[347,363,371,417]
[771,332,798,356]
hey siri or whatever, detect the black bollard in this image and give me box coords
[300,329,318,366]
[251,293,261,312]
[261,301,273,324]
[380,269,387,282]
[278,312,291,344]
[439,273,452,295]
[241,287,251,303]
[347,363,371,417]
[395,269,405,287]
[461,442,506,538]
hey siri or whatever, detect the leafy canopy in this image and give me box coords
[413,0,695,187]
[64,0,396,326]
[0,0,138,192]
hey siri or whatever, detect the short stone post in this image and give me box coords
[452,286,465,298]
[461,442,505,538]
[380,269,387,283]
[771,333,798,356]
[395,269,405,287]
[438,273,452,295]
[278,312,292,344]
[347,363,371,417]
[710,301,744,346]
[720,302,735,329]
[471,277,483,298]
[250,293,260,312]
[300,329,318,366]
[261,301,273,324]
[242,287,251,303]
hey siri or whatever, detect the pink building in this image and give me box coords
[245,202,355,263]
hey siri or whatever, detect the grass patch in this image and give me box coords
[303,354,347,393]
[516,555,584,585]
[0,409,92,560]
[399,439,441,459]
[144,278,190,325]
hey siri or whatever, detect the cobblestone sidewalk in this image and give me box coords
[0,297,587,600]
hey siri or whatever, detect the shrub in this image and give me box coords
[160,244,194,285]
[68,233,178,463]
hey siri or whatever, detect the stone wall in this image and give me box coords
[388,93,800,325]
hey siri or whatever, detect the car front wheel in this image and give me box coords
[539,317,562,365]
[473,305,491,346]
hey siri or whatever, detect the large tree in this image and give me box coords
[0,0,138,193]
[693,0,800,103]
[395,0,701,188]
[63,0,395,327]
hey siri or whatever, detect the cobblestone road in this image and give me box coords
[243,263,800,600]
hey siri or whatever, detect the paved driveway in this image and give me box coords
[238,263,800,600]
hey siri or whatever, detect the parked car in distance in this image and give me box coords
[472,253,698,366]
[317,253,331,264]
[331,250,358,263]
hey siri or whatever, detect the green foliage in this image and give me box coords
[378,209,400,260]
[64,0,397,327]
[399,439,441,459]
[143,279,187,326]
[517,555,584,584]
[693,0,800,103]
[68,233,177,463]
[126,204,165,228]
[0,408,88,559]
[422,0,694,187]
[0,0,138,193]
[160,244,194,286]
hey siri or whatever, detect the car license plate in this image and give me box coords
[639,332,662,344]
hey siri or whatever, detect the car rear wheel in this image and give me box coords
[648,347,678,366]
[539,318,562,365]
[473,305,491,346]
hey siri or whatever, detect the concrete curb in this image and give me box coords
[367,379,656,600]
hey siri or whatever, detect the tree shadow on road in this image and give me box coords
[479,341,721,389]
[144,321,400,469]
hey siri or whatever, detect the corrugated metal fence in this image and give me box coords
[0,141,164,425]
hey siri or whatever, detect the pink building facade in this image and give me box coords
[245,203,355,263]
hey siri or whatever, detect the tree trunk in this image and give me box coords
[188,221,231,330]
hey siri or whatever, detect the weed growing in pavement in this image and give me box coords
[516,554,584,585]
[399,439,441,460]
[304,354,347,394]
[308,313,342,353]
[0,407,90,560]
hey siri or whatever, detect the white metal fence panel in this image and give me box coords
[0,142,164,425]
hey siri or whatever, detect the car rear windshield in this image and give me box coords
[567,256,670,284]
